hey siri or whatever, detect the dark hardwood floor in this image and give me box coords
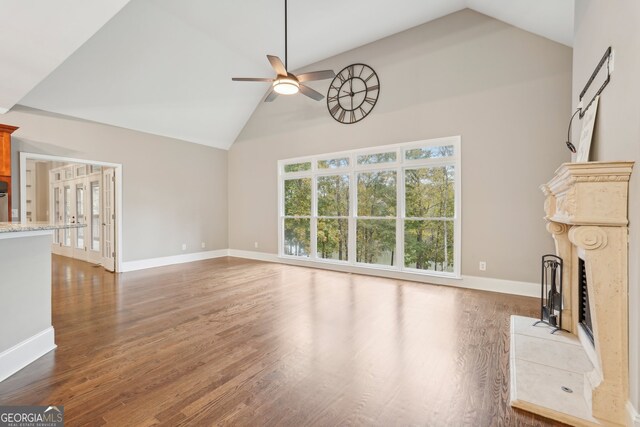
[0,255,565,426]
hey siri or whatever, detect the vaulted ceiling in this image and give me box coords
[1,0,574,150]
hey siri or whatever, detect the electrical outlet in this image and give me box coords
[201,242,206,249]
[479,261,487,271]
[11,209,18,218]
[254,241,259,249]
[181,243,187,251]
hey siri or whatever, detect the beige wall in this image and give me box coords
[229,9,572,284]
[572,0,640,413]
[5,105,228,262]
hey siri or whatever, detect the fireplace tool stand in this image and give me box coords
[533,254,564,334]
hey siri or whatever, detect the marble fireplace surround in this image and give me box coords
[511,161,634,426]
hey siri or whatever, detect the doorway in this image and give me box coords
[19,153,122,272]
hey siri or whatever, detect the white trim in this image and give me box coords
[227,249,538,297]
[0,327,56,383]
[19,152,124,273]
[120,249,229,272]
[628,401,640,427]
[228,249,280,263]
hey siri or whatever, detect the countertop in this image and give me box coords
[0,222,86,234]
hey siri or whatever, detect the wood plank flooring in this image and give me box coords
[0,255,565,426]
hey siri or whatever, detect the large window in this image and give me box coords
[278,137,461,278]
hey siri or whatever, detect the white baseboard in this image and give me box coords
[628,401,640,427]
[227,249,279,263]
[119,249,538,297]
[0,327,56,383]
[120,249,230,272]
[227,249,538,297]
[460,275,539,298]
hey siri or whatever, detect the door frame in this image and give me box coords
[19,152,123,273]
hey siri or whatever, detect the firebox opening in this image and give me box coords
[578,258,594,346]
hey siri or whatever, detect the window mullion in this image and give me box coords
[311,175,317,260]
[397,166,404,271]
[348,167,357,264]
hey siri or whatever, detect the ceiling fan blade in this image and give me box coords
[232,77,274,82]
[299,84,324,101]
[296,70,336,82]
[264,89,278,102]
[267,55,287,75]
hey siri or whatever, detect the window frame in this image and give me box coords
[278,136,461,278]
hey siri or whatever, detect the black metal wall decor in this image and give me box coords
[564,46,613,152]
[534,254,564,333]
[579,46,612,119]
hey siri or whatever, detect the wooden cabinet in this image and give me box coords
[0,124,19,221]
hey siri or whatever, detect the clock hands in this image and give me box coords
[339,88,367,99]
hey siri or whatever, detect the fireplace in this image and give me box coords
[510,161,634,426]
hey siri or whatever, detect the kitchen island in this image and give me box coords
[0,222,85,382]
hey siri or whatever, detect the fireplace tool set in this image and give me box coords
[534,254,564,333]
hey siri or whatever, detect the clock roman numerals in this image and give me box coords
[326,63,379,125]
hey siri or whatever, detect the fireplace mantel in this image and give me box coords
[541,161,633,226]
[511,161,633,426]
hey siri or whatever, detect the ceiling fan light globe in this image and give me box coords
[273,77,299,95]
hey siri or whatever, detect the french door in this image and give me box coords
[50,165,116,271]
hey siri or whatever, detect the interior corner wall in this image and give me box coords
[572,0,640,413]
[228,9,572,284]
[4,105,228,262]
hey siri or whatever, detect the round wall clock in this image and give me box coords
[326,63,379,124]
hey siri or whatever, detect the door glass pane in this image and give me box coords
[405,166,455,218]
[104,173,112,259]
[284,218,310,257]
[356,219,396,266]
[357,171,396,217]
[64,186,71,246]
[76,184,84,249]
[317,218,348,261]
[91,181,100,251]
[317,175,349,217]
[404,220,454,272]
[53,188,60,244]
[284,178,311,216]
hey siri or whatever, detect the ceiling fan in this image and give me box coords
[232,0,335,102]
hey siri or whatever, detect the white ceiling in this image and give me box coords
[5,0,573,150]
[0,0,131,113]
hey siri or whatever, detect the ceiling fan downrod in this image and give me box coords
[284,0,288,71]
